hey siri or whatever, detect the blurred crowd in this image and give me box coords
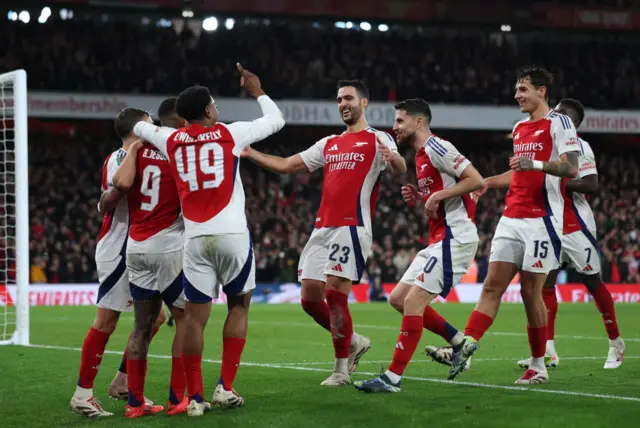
[1,19,639,108]
[25,135,640,285]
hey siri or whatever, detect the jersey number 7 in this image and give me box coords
[174,142,225,191]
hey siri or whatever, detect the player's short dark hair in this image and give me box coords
[557,98,585,127]
[114,108,149,140]
[517,66,554,99]
[157,97,178,121]
[176,86,212,122]
[394,98,432,124]
[337,79,369,100]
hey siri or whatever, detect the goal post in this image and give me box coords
[0,69,29,346]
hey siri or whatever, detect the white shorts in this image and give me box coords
[400,239,478,297]
[298,226,372,283]
[490,216,562,273]
[127,250,186,309]
[560,229,600,275]
[96,256,132,312]
[183,229,256,303]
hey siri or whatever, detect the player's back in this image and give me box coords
[419,136,478,245]
[166,123,245,238]
[562,137,597,235]
[505,111,578,220]
[96,149,129,262]
[126,144,183,253]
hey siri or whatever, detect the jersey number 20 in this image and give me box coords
[174,143,224,191]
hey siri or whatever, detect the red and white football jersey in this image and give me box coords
[133,95,284,238]
[95,149,129,262]
[126,144,183,254]
[562,137,597,235]
[416,136,478,245]
[299,127,398,235]
[504,110,579,220]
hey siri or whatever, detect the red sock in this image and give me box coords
[543,288,558,340]
[423,306,459,343]
[120,325,160,374]
[464,310,494,341]
[325,289,353,359]
[126,359,147,406]
[388,315,423,376]
[590,283,620,340]
[301,299,332,332]
[220,337,246,390]
[527,325,547,358]
[169,356,187,405]
[183,354,204,403]
[77,327,111,388]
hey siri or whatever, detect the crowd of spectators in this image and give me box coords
[1,19,639,108]
[25,134,640,286]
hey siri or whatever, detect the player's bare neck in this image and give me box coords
[346,119,369,134]
[528,102,551,122]
[413,129,432,152]
[121,136,138,151]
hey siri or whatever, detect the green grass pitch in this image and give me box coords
[1,303,639,428]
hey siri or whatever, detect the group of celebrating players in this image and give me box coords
[68,63,625,419]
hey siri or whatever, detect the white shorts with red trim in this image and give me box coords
[182,229,256,303]
[298,226,372,283]
[489,216,562,274]
[561,229,601,275]
[400,238,477,297]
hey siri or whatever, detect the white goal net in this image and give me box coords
[0,69,29,345]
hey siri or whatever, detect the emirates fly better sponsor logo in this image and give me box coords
[326,152,366,171]
[513,142,544,160]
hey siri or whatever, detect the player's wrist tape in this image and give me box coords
[532,160,544,171]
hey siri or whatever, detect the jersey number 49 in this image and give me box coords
[174,143,225,191]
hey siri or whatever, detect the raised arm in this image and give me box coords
[112,140,144,193]
[227,64,285,154]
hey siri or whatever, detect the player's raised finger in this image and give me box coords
[236,62,246,74]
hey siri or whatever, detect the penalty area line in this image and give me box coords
[25,343,640,403]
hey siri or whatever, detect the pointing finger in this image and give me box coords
[236,62,245,74]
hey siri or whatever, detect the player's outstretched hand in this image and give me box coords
[509,156,534,172]
[237,63,266,98]
[376,135,394,163]
[401,184,421,206]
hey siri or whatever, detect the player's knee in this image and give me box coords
[482,277,507,298]
[93,309,120,334]
[582,274,603,293]
[388,291,404,313]
[301,279,325,302]
[325,275,351,293]
[519,286,539,303]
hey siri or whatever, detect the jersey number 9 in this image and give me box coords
[140,165,161,212]
[174,142,225,191]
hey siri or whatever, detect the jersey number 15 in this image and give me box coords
[174,143,225,191]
